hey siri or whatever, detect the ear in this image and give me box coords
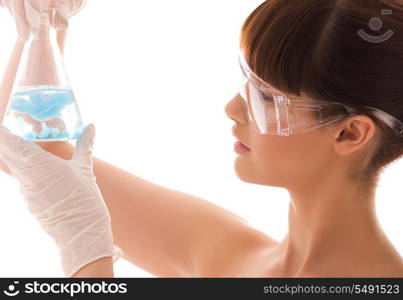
[332,115,376,156]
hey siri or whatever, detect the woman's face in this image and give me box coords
[224,92,335,189]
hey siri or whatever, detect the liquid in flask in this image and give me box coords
[3,8,84,142]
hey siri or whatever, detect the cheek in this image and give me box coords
[252,135,299,185]
[236,132,327,187]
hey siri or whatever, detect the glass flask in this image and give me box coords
[2,8,84,142]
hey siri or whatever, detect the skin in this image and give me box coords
[1,32,403,277]
[225,92,403,277]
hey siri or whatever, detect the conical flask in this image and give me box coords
[3,8,84,142]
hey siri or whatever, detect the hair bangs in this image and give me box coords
[239,0,338,98]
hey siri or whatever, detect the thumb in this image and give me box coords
[72,124,96,168]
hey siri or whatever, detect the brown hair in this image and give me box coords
[240,0,403,189]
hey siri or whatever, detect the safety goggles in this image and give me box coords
[238,52,403,137]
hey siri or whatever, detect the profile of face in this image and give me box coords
[224,91,375,190]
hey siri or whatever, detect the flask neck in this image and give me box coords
[21,9,61,87]
[32,25,51,39]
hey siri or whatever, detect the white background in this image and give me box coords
[0,0,402,277]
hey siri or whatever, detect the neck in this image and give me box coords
[278,175,387,275]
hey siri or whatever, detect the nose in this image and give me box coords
[224,93,249,124]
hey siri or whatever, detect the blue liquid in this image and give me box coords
[6,87,84,141]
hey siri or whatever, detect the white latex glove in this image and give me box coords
[0,123,123,277]
[0,0,86,41]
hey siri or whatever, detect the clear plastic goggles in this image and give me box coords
[239,52,403,137]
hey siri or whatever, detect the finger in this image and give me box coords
[0,125,57,182]
[0,151,28,176]
[23,0,42,35]
[11,0,32,41]
[0,123,26,155]
[72,124,95,168]
[0,156,11,175]
[0,155,24,187]
[0,124,46,162]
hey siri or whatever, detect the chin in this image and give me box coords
[233,157,287,187]
[233,156,253,181]
[233,156,264,184]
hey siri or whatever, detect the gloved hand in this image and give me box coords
[0,0,86,41]
[0,123,123,277]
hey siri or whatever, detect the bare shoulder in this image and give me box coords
[192,220,279,277]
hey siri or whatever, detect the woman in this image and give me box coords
[1,0,403,277]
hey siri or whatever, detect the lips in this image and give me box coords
[236,140,250,150]
[232,127,250,150]
[234,141,250,154]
